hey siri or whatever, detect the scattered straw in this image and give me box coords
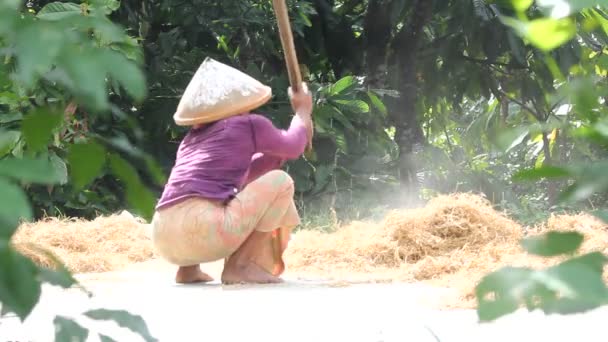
[10,192,608,311]
[284,193,608,309]
[11,212,154,273]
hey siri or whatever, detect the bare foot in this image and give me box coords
[221,261,283,285]
[175,265,214,284]
[270,254,285,277]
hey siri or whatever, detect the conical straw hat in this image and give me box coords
[173,58,272,126]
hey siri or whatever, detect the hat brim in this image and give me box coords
[173,85,272,126]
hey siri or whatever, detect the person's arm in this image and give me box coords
[250,114,308,160]
[250,82,313,159]
[245,152,285,184]
[245,83,313,184]
[244,114,310,184]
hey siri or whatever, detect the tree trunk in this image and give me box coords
[541,131,557,205]
[363,0,391,88]
[501,96,509,126]
[391,0,434,199]
[312,0,361,77]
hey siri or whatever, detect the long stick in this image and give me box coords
[270,1,310,273]
[272,0,312,152]
[272,0,302,92]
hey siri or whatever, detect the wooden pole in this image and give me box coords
[270,0,313,273]
[272,0,302,92]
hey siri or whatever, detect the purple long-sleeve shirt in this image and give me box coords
[155,113,308,210]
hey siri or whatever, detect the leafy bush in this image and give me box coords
[474,0,608,322]
[0,0,158,339]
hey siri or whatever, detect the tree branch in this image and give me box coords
[497,89,540,118]
[460,55,529,70]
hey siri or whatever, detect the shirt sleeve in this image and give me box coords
[249,114,308,159]
[244,153,285,184]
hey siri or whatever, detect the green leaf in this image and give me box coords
[88,15,129,44]
[512,0,534,12]
[89,0,121,15]
[39,266,76,289]
[298,9,312,27]
[329,76,356,96]
[507,30,527,65]
[21,109,63,152]
[0,241,42,321]
[108,154,155,221]
[84,309,158,342]
[512,166,571,181]
[37,2,82,21]
[0,177,32,238]
[60,50,110,111]
[521,231,584,257]
[0,0,20,10]
[99,335,118,342]
[333,99,370,114]
[476,252,608,322]
[102,50,147,101]
[110,37,144,64]
[23,244,77,288]
[558,161,608,203]
[50,153,69,185]
[368,92,387,116]
[539,253,608,308]
[0,112,23,123]
[502,17,577,51]
[14,23,64,88]
[0,130,20,157]
[476,266,535,321]
[54,316,89,342]
[144,156,167,186]
[551,252,608,279]
[311,164,333,195]
[591,119,608,140]
[67,142,107,191]
[0,157,66,184]
[496,126,529,152]
[527,18,577,51]
[558,78,600,122]
[329,106,356,132]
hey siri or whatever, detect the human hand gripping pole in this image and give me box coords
[269,0,313,276]
[271,0,313,151]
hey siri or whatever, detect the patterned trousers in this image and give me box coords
[151,170,299,267]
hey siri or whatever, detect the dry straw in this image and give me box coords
[11,212,155,273]
[10,193,608,309]
[284,193,608,308]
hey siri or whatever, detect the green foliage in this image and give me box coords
[0,0,606,331]
[0,157,66,184]
[477,251,608,322]
[0,1,157,340]
[0,0,159,220]
[21,110,63,152]
[53,308,157,342]
[54,316,90,342]
[108,153,156,221]
[67,142,107,191]
[84,309,159,342]
[474,0,608,323]
[521,231,584,256]
[0,178,33,235]
[0,241,41,319]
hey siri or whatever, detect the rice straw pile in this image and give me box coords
[284,193,608,308]
[11,212,155,273]
[9,192,608,309]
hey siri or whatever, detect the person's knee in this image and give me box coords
[265,170,294,195]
